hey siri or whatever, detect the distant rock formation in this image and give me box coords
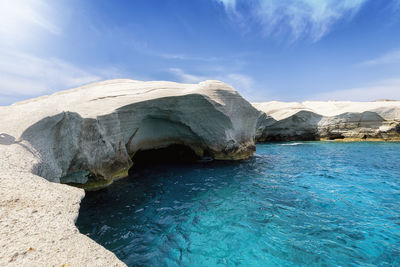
[254,101,400,142]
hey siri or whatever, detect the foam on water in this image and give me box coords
[279,142,304,146]
[77,142,400,266]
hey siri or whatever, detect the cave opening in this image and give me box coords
[328,134,345,140]
[130,144,203,171]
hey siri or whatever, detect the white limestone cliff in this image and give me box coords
[254,101,400,141]
[0,79,260,266]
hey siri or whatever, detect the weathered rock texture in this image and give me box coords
[0,79,259,266]
[254,101,400,142]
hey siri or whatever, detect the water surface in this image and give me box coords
[77,142,400,266]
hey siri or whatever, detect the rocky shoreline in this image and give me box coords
[0,80,399,266]
[254,101,400,142]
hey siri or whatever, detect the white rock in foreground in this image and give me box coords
[0,79,260,266]
[254,101,400,141]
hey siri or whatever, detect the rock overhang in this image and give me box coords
[1,79,260,190]
[0,79,262,265]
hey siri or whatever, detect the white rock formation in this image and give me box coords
[0,79,260,266]
[254,101,400,141]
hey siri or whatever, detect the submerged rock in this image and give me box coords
[254,101,400,142]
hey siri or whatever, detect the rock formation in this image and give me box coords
[0,79,260,266]
[254,101,400,141]
[1,79,259,189]
[3,79,400,265]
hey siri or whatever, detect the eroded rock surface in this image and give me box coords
[254,101,400,141]
[0,79,259,266]
[2,79,259,188]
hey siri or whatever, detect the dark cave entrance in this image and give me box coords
[328,134,345,140]
[130,144,203,170]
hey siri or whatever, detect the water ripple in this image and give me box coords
[77,142,400,266]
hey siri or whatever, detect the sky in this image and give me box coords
[0,0,400,105]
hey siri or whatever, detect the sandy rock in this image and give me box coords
[254,101,400,141]
[0,79,259,266]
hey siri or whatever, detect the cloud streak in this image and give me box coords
[0,0,60,44]
[168,68,206,83]
[0,52,124,105]
[0,0,126,106]
[217,0,369,41]
[168,68,260,99]
[358,49,400,66]
[312,78,400,101]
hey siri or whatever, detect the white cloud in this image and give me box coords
[219,73,255,94]
[0,0,60,45]
[169,68,206,83]
[0,1,127,105]
[161,54,188,60]
[216,0,237,11]
[168,68,255,89]
[168,68,261,98]
[358,49,400,66]
[216,0,368,41]
[0,52,124,104]
[160,53,219,62]
[312,78,400,101]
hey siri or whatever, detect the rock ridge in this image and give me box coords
[254,101,400,142]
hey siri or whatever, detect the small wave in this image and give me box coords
[280,142,304,146]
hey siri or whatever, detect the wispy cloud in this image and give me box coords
[0,0,127,105]
[168,68,261,98]
[358,49,400,66]
[0,0,60,44]
[221,73,255,94]
[0,52,124,104]
[312,78,400,101]
[169,68,206,83]
[217,0,237,12]
[160,54,189,60]
[216,0,369,42]
[159,53,220,62]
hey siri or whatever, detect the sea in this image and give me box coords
[77,142,400,266]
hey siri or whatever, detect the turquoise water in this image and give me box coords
[76,142,400,266]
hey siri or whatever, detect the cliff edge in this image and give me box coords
[0,79,260,266]
[254,101,400,141]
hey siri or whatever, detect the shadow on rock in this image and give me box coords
[0,133,17,145]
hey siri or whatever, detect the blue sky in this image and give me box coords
[1,0,400,105]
